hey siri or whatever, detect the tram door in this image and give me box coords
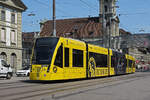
[115,54,126,75]
[63,47,70,79]
[88,57,96,78]
[87,51,96,78]
[113,52,126,75]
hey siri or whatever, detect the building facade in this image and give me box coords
[124,34,150,63]
[0,0,27,72]
[113,32,150,66]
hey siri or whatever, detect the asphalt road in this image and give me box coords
[0,72,150,100]
[52,72,150,100]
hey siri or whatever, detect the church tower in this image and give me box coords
[100,0,119,48]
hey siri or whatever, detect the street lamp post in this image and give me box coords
[53,0,56,37]
[109,17,111,49]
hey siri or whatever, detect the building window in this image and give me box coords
[128,60,133,68]
[73,49,83,67]
[1,10,5,21]
[1,28,6,42]
[111,55,116,67]
[11,13,15,24]
[11,30,16,43]
[105,5,108,13]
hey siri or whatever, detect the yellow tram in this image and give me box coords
[30,37,135,81]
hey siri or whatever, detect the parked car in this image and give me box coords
[16,67,30,77]
[0,59,13,79]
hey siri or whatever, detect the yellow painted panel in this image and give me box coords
[88,44,108,55]
[110,67,115,75]
[109,49,113,56]
[128,68,132,73]
[126,67,129,73]
[30,65,51,80]
[133,68,136,73]
[94,67,109,77]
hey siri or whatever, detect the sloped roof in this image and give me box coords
[120,29,131,35]
[40,17,130,39]
[40,17,103,38]
[22,32,39,42]
[0,0,27,11]
[12,0,27,11]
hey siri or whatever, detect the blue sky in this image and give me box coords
[22,0,150,34]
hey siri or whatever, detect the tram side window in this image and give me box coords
[89,52,107,67]
[54,45,63,68]
[111,56,116,67]
[128,60,132,68]
[97,54,107,67]
[73,49,83,67]
[65,48,69,67]
[133,61,135,68]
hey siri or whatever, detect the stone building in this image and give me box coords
[0,0,27,71]
[123,33,150,63]
[113,31,150,64]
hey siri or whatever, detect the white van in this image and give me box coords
[0,59,13,79]
[16,67,30,77]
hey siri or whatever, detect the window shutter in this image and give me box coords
[11,30,16,43]
[1,29,5,41]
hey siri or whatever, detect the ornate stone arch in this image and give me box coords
[11,53,17,70]
[0,52,7,61]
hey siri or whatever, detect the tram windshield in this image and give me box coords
[32,37,59,64]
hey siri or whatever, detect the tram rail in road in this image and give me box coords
[0,72,149,100]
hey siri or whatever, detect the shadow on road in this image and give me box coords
[20,78,90,84]
[20,76,109,84]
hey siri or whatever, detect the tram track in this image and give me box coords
[0,77,112,98]
[0,81,20,85]
[0,82,30,87]
[0,79,42,89]
[1,72,149,100]
[0,78,30,86]
[0,82,45,90]
[1,77,117,100]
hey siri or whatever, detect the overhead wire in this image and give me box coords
[31,0,99,19]
[23,0,99,31]
[79,0,98,13]
[32,0,77,18]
